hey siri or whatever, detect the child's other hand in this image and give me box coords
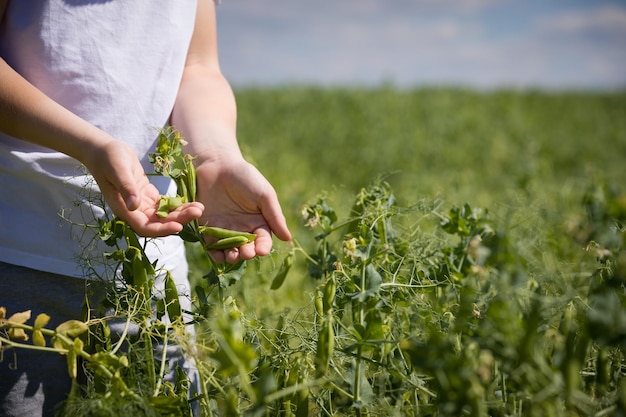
[194,155,292,264]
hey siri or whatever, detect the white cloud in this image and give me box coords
[535,4,626,35]
[217,1,626,89]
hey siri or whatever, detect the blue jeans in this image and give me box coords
[0,262,199,417]
[0,263,89,417]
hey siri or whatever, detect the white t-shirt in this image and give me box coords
[0,0,198,278]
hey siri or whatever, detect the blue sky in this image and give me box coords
[215,0,626,89]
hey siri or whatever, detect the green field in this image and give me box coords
[181,87,626,416]
[190,87,626,303]
[236,87,625,209]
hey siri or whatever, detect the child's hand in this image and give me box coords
[194,155,292,264]
[84,140,204,237]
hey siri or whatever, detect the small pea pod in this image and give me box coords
[128,247,148,289]
[164,271,182,323]
[314,290,324,318]
[176,174,189,202]
[270,249,295,290]
[199,226,257,242]
[323,275,336,314]
[156,195,185,218]
[156,197,170,218]
[185,157,197,201]
[205,235,251,250]
[314,316,334,378]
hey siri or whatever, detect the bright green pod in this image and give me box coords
[156,195,185,218]
[199,226,256,242]
[270,249,295,290]
[164,271,182,323]
[323,276,336,313]
[314,290,324,317]
[314,317,334,378]
[128,247,148,290]
[205,235,251,250]
[186,157,197,201]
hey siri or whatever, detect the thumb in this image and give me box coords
[123,191,140,211]
[260,193,292,242]
[107,159,144,212]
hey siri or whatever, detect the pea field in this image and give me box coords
[2,87,626,416]
[191,87,626,416]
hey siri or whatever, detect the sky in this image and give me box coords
[215,0,626,90]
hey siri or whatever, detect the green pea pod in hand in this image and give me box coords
[205,235,251,250]
[199,226,256,242]
[156,195,185,218]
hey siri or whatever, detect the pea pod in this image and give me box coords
[185,157,197,201]
[199,226,257,242]
[205,235,251,250]
[323,275,336,313]
[128,247,148,290]
[156,195,185,218]
[315,316,334,378]
[314,290,324,318]
[164,271,182,323]
[270,249,295,290]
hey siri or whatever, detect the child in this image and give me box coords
[0,0,292,415]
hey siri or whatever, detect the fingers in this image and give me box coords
[101,145,146,212]
[208,243,255,264]
[162,201,205,225]
[205,227,273,264]
[115,176,141,211]
[124,202,204,237]
[250,228,274,256]
[259,191,292,243]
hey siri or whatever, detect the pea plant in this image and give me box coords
[2,128,625,417]
[0,218,196,416]
[0,128,261,416]
[208,179,625,416]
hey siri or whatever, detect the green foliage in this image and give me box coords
[236,87,626,211]
[3,88,626,416]
[211,178,624,416]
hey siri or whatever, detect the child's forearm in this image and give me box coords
[0,58,114,165]
[171,65,243,164]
